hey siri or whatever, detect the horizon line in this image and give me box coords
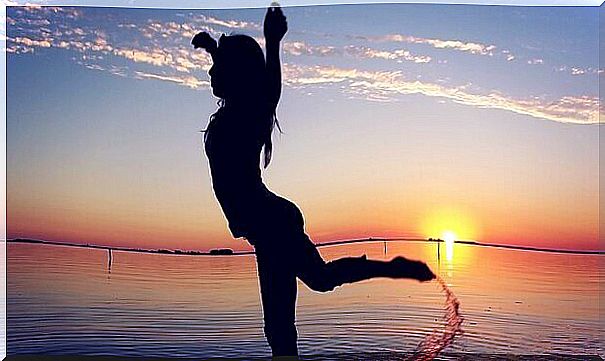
[5,237,605,256]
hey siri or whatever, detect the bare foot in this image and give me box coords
[389,256,436,282]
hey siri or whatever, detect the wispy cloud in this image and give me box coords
[527,58,543,65]
[284,64,600,125]
[282,41,337,57]
[364,34,497,56]
[344,45,432,63]
[76,60,129,78]
[134,71,209,89]
[77,57,209,89]
[555,65,603,76]
[196,14,261,30]
[282,41,432,63]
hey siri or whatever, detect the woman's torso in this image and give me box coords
[204,107,304,239]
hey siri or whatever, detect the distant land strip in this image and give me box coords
[5,237,604,255]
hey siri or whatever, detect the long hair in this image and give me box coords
[205,34,280,168]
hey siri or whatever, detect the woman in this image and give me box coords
[192,5,435,358]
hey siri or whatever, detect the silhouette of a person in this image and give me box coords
[192,5,435,358]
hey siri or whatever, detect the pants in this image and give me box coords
[250,232,400,357]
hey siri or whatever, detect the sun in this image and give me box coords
[443,231,456,245]
[420,207,478,244]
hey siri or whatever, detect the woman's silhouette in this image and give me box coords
[192,5,435,358]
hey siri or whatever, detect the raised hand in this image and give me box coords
[264,3,288,44]
[191,31,217,54]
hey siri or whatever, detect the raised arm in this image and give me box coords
[264,4,288,111]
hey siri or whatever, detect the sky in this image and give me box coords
[4,4,602,251]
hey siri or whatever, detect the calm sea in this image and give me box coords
[6,241,604,359]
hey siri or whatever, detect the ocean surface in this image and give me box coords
[6,241,604,359]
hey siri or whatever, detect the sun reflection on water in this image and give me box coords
[443,231,456,262]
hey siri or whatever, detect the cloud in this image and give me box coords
[134,71,209,89]
[366,34,497,56]
[75,57,208,89]
[555,65,603,76]
[196,14,261,30]
[76,60,129,78]
[283,41,432,63]
[114,47,174,67]
[6,35,51,51]
[344,45,431,63]
[282,41,337,57]
[284,64,600,125]
[6,8,213,72]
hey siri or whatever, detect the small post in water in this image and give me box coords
[437,240,441,262]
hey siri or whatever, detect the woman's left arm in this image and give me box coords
[264,4,288,111]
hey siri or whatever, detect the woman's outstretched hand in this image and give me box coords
[264,3,288,44]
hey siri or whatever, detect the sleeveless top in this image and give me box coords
[204,107,305,241]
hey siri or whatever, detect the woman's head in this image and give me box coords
[208,34,267,102]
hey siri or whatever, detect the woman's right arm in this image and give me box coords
[264,4,288,111]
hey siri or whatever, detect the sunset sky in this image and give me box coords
[5,4,601,251]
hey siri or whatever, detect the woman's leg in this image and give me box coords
[255,247,299,357]
[294,234,435,292]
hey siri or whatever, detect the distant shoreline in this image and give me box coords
[5,237,604,256]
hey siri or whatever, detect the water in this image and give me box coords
[7,241,604,358]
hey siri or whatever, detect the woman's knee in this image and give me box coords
[307,279,336,292]
[299,255,372,292]
[299,264,338,292]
